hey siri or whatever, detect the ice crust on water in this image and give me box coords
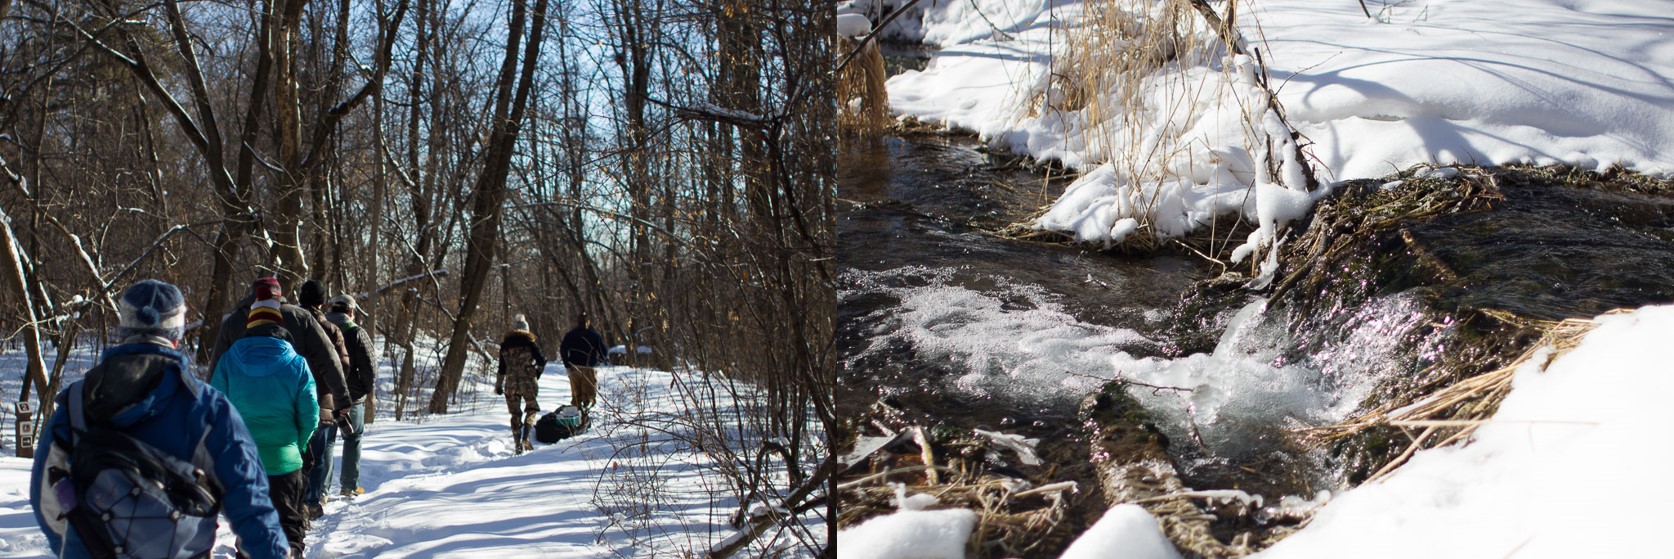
[972,429,1043,466]
[847,267,1433,458]
[845,267,1154,406]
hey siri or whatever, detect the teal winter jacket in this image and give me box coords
[212,335,319,475]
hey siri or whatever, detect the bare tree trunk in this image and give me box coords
[266,0,311,286]
[0,193,51,416]
[429,0,548,413]
[606,0,665,368]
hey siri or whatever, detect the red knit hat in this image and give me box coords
[252,277,282,301]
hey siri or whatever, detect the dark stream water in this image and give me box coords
[836,135,1211,537]
[838,134,1202,413]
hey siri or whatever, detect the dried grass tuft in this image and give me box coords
[837,36,891,140]
[1301,312,1611,481]
[841,468,1079,557]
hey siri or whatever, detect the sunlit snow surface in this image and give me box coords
[840,304,1674,557]
[1254,305,1674,558]
[877,0,1674,248]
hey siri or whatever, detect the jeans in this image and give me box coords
[305,422,338,506]
[339,400,366,492]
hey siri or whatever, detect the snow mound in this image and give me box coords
[1254,305,1674,558]
[1060,504,1182,559]
[837,488,976,559]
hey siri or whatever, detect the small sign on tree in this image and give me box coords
[15,401,34,458]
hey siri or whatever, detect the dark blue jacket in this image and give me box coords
[559,327,609,368]
[29,342,289,559]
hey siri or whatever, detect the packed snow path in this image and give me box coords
[0,364,758,558]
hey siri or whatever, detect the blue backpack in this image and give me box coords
[44,358,222,559]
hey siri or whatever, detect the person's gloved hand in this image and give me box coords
[494,386,503,396]
[335,407,353,422]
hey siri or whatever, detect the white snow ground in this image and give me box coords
[839,0,1674,556]
[0,341,823,558]
[875,0,1674,249]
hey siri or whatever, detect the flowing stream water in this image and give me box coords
[836,133,1212,536]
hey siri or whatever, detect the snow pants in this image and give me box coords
[267,469,308,558]
[505,388,539,440]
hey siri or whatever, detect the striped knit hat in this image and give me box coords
[117,279,187,340]
[247,299,284,329]
[252,276,282,301]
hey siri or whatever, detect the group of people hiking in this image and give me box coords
[25,276,614,558]
[26,277,375,558]
[206,276,374,556]
[496,312,608,453]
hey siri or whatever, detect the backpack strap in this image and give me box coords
[66,379,87,440]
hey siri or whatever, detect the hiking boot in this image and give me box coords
[340,486,365,498]
[306,502,324,520]
[521,438,534,452]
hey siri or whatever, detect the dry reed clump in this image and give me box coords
[837,36,891,141]
[838,441,1084,557]
[1024,0,1272,252]
[1051,0,1212,116]
[1301,312,1607,482]
[1053,1,1216,253]
[841,473,1079,558]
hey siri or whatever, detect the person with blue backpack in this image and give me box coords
[29,279,289,559]
[212,293,321,558]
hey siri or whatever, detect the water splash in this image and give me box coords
[1113,293,1437,466]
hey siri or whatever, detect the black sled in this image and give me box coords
[533,405,587,444]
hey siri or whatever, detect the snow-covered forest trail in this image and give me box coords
[0,351,776,559]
